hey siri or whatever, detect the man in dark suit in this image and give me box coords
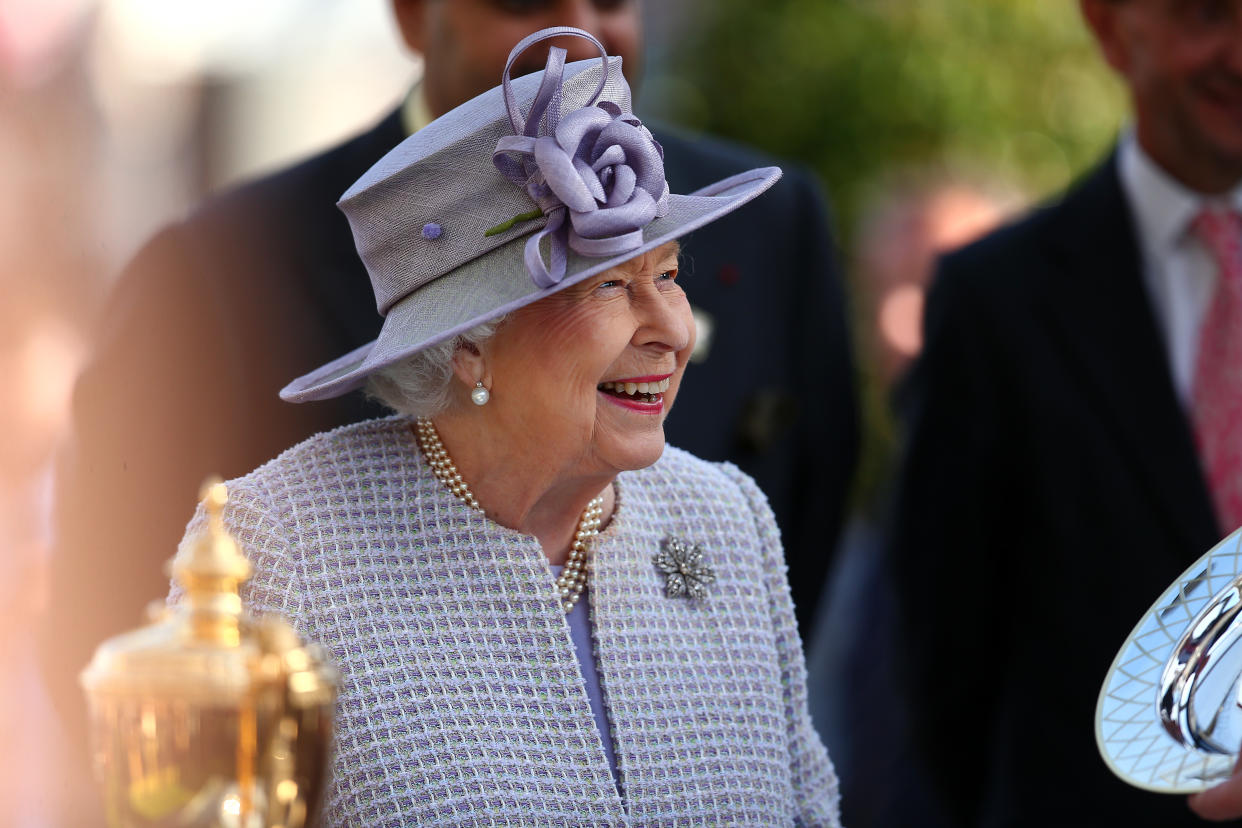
[889,1,1242,825]
[43,0,857,810]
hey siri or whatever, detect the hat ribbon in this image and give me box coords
[492,26,670,289]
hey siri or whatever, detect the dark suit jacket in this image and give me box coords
[889,155,1228,827]
[43,109,857,785]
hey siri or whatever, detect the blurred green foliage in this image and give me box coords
[652,0,1129,510]
[658,0,1126,235]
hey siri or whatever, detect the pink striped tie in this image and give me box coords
[1191,208,1242,533]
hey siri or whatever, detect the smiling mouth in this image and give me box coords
[597,377,671,404]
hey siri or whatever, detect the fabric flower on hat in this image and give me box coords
[493,42,670,287]
[531,100,669,248]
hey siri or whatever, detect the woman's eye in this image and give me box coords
[596,279,623,290]
[658,269,677,281]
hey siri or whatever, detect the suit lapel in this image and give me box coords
[1041,157,1220,557]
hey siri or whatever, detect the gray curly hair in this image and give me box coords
[364,316,506,417]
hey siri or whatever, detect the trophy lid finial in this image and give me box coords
[80,476,257,701]
[168,477,252,647]
[170,477,252,591]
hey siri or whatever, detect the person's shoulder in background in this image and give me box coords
[929,155,1118,308]
[651,119,831,218]
[149,108,404,275]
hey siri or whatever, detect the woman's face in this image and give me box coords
[479,241,693,477]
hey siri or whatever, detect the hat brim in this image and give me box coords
[281,165,781,403]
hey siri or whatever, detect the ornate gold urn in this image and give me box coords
[80,480,337,827]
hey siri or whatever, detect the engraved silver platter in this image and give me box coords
[1096,526,1242,793]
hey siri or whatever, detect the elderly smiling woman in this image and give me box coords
[178,27,839,827]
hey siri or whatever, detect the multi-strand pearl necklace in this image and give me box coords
[414,417,605,613]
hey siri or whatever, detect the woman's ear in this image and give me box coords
[450,340,488,393]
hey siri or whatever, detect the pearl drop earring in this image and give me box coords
[471,381,490,406]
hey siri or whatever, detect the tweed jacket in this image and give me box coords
[179,416,840,827]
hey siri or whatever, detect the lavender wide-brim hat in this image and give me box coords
[282,27,781,403]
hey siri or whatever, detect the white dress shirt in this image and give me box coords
[1119,131,1242,407]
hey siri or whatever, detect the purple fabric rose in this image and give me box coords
[531,100,669,248]
[492,31,671,287]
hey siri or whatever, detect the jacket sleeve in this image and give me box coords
[721,463,843,828]
[887,255,1012,826]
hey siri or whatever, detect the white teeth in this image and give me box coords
[598,378,671,394]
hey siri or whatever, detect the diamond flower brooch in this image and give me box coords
[654,536,716,600]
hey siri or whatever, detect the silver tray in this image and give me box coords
[1096,526,1242,793]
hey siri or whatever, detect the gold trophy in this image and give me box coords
[80,480,337,827]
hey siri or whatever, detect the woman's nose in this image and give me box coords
[633,289,693,354]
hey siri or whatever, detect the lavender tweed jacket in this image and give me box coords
[179,416,841,826]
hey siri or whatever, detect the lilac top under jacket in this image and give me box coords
[178,415,840,827]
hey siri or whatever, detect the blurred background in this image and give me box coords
[0,0,1123,824]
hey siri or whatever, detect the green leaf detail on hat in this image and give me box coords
[483,208,544,237]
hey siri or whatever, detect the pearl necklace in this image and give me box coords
[414,417,605,613]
